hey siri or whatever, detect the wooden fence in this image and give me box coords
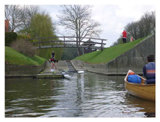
[28,36,107,50]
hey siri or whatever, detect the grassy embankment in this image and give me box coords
[5,46,46,65]
[74,37,146,64]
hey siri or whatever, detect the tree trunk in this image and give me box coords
[77,47,83,56]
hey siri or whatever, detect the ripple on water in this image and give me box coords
[5,75,155,117]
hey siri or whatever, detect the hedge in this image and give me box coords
[5,32,17,46]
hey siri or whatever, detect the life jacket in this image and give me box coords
[143,62,155,84]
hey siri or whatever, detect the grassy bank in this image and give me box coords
[5,46,46,65]
[74,37,146,64]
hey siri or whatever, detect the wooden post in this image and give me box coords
[101,39,104,50]
[89,38,91,49]
[64,36,66,47]
[76,36,78,48]
[51,38,53,48]
[38,38,40,49]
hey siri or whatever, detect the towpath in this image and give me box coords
[36,60,78,78]
[36,60,69,78]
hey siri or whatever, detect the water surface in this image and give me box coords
[5,72,155,117]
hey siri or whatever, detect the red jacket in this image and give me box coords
[122,30,127,38]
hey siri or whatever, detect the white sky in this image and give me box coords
[39,4,155,47]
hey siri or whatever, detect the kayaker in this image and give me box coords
[143,54,155,84]
[122,30,127,43]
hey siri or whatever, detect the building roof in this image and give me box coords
[82,40,96,46]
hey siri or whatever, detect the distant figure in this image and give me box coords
[143,54,155,84]
[50,51,57,71]
[130,37,133,42]
[122,30,127,43]
[51,51,55,59]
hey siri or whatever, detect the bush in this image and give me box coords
[5,32,17,46]
[17,34,30,40]
[17,34,36,43]
[11,39,37,57]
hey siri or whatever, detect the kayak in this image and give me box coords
[124,70,155,101]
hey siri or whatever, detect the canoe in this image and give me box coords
[124,70,155,101]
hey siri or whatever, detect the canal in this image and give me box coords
[5,72,155,117]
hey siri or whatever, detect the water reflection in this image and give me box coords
[5,72,155,117]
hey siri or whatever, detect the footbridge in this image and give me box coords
[28,36,107,50]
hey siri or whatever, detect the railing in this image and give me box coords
[28,36,107,50]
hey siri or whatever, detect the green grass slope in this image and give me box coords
[5,46,46,65]
[74,37,146,64]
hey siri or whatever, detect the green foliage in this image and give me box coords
[17,34,30,40]
[38,47,63,60]
[61,48,78,60]
[5,46,46,65]
[28,13,63,60]
[53,47,64,60]
[5,32,17,46]
[30,13,55,38]
[74,37,146,64]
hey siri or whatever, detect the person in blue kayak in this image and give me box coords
[143,54,155,84]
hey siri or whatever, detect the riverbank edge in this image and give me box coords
[5,61,47,78]
[71,34,155,76]
[71,60,143,76]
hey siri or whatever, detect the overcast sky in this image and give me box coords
[39,4,155,47]
[2,0,157,47]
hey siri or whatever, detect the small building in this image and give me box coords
[5,20,9,32]
[83,40,97,54]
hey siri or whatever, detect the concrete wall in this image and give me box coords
[5,61,47,77]
[72,34,155,75]
[56,60,69,71]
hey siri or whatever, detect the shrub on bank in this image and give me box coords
[17,34,30,40]
[11,39,37,57]
[5,32,17,46]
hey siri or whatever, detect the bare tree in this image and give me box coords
[57,5,102,55]
[5,5,40,33]
[18,5,40,34]
[125,21,140,40]
[5,5,23,32]
[140,11,155,36]
[112,11,155,46]
[125,11,155,40]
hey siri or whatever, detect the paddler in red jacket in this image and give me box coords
[122,30,127,43]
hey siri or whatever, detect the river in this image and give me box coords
[5,72,155,117]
